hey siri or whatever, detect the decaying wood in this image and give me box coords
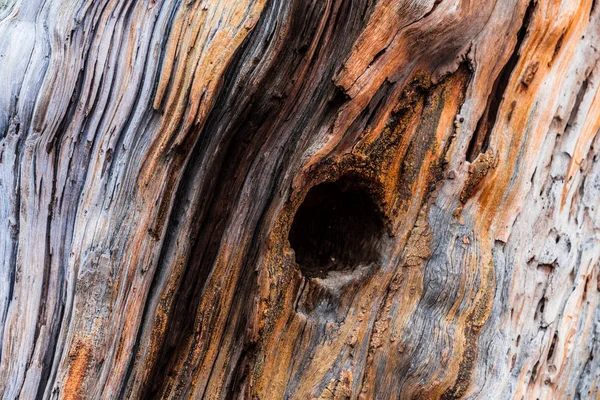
[0,0,599,398]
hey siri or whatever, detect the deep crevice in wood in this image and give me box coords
[567,73,591,128]
[466,0,537,162]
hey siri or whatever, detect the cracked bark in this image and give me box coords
[1,0,599,399]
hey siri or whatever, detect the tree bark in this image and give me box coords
[1,0,599,398]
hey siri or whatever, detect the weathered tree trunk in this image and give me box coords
[1,0,599,398]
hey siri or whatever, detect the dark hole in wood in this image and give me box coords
[289,177,384,278]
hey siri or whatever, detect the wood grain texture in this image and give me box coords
[0,0,598,398]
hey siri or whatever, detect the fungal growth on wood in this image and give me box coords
[288,177,385,278]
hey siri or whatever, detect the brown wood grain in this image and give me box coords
[0,0,598,398]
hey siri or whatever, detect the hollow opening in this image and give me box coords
[288,177,385,278]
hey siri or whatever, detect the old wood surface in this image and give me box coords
[0,0,599,398]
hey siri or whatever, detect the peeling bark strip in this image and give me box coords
[0,0,599,398]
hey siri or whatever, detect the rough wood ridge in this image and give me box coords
[0,0,599,398]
